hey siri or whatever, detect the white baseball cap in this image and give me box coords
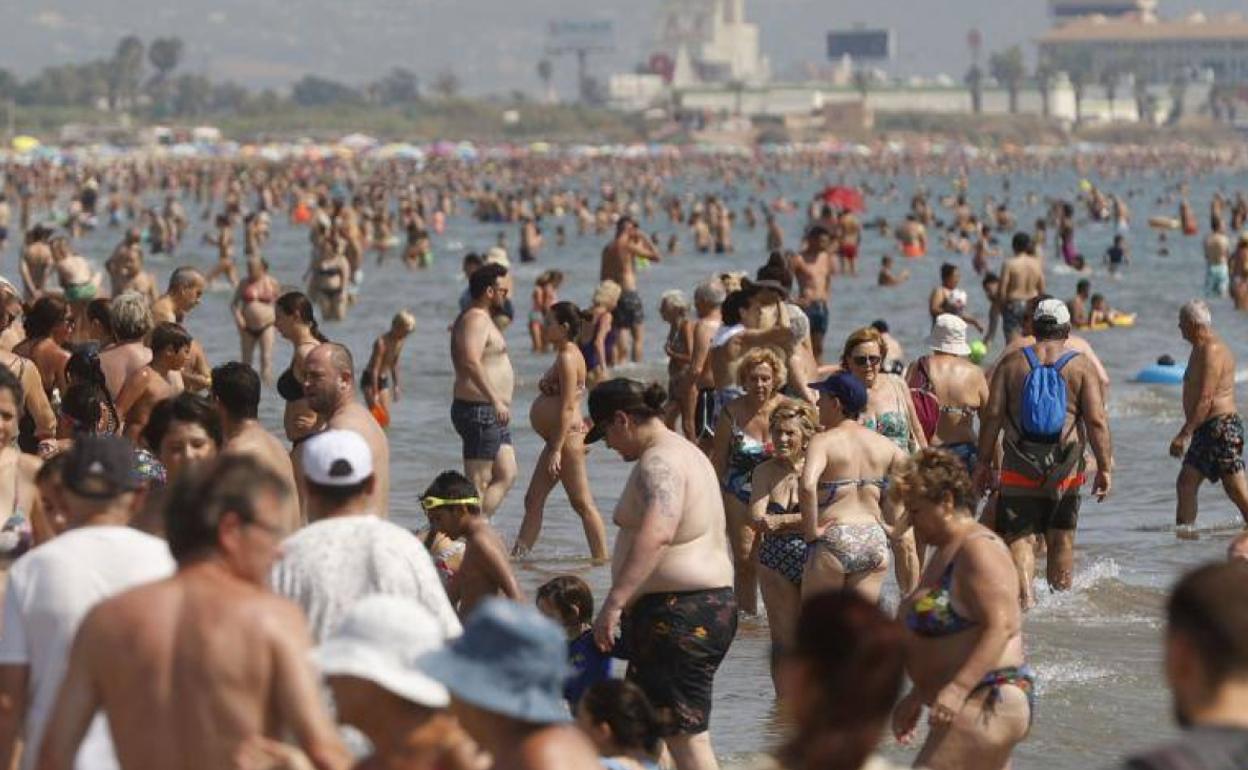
[301,429,373,486]
[1034,298,1071,326]
[314,595,451,707]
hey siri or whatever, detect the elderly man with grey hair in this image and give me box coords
[152,267,211,392]
[100,292,154,399]
[1170,299,1248,534]
[688,277,725,444]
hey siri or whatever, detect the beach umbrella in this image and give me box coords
[821,185,864,213]
[11,136,39,153]
[339,133,377,150]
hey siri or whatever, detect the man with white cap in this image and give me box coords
[906,314,989,473]
[976,297,1113,608]
[421,598,600,770]
[271,429,460,643]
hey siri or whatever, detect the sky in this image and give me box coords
[2,0,1243,95]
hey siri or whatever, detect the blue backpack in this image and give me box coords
[1018,346,1079,442]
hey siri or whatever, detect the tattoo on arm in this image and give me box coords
[641,456,680,518]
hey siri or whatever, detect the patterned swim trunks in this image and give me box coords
[1184,413,1246,483]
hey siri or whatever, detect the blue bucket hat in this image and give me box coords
[419,598,570,724]
[808,371,868,417]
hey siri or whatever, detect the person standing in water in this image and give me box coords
[514,301,609,560]
[1170,300,1248,534]
[601,217,660,364]
[361,311,416,429]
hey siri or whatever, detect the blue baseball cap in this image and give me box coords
[808,371,868,416]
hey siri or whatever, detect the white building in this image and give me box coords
[1049,0,1156,20]
[653,0,769,86]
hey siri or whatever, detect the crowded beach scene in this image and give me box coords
[1,0,1248,769]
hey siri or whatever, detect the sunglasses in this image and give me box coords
[852,355,882,367]
[420,495,481,513]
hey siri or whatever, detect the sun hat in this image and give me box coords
[808,371,868,415]
[1034,298,1071,326]
[301,429,373,486]
[419,598,570,723]
[927,313,972,356]
[314,595,451,707]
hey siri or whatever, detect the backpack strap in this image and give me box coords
[1022,346,1040,371]
[1053,350,1080,371]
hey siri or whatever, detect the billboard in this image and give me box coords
[546,20,615,53]
[826,29,894,61]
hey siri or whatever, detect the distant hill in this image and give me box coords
[2,0,1241,94]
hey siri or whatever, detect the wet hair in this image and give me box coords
[0,368,21,407]
[1167,562,1248,684]
[468,263,508,300]
[211,362,261,421]
[61,381,107,434]
[1012,231,1033,255]
[940,263,958,282]
[167,266,203,293]
[536,575,595,628]
[777,591,905,770]
[461,252,484,271]
[615,216,636,235]
[1077,279,1091,294]
[109,292,153,342]
[277,292,328,342]
[738,347,786,389]
[164,456,290,564]
[580,680,662,757]
[721,290,749,326]
[982,272,999,288]
[150,322,192,355]
[548,301,582,339]
[142,393,223,455]
[869,319,889,334]
[23,296,69,339]
[889,447,976,512]
[1090,293,1105,305]
[840,327,888,370]
[769,400,820,443]
[422,469,479,503]
[86,298,114,341]
[65,344,120,428]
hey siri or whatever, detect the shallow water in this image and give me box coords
[52,163,1248,768]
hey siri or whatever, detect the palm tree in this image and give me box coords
[109,35,144,111]
[1035,62,1055,118]
[1100,65,1121,119]
[989,46,1026,114]
[147,37,183,85]
[965,64,984,115]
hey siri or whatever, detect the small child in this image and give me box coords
[877,255,910,287]
[1105,234,1129,276]
[362,310,416,428]
[1088,293,1131,326]
[537,575,612,709]
[420,471,522,617]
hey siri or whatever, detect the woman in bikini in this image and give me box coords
[308,232,351,321]
[659,289,694,437]
[514,302,608,560]
[527,270,562,353]
[231,257,282,384]
[891,448,1033,770]
[748,399,818,694]
[906,314,989,474]
[842,326,927,453]
[13,295,73,405]
[711,347,786,616]
[800,371,918,604]
[0,368,52,575]
[203,213,239,288]
[274,292,328,444]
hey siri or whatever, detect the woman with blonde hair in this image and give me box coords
[711,346,787,615]
[841,326,927,452]
[748,398,819,693]
[579,280,620,384]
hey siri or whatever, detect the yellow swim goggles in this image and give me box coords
[420,495,481,512]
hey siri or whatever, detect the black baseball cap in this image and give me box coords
[63,435,144,499]
[585,378,651,444]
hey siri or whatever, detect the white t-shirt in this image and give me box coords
[270,515,461,643]
[0,526,175,770]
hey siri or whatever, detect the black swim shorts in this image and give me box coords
[1184,413,1246,483]
[450,399,512,461]
[994,437,1084,540]
[614,290,644,329]
[801,300,829,336]
[620,587,737,736]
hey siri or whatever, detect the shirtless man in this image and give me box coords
[1170,300,1248,533]
[151,267,211,393]
[105,229,155,300]
[986,294,1111,389]
[212,362,302,534]
[896,214,928,258]
[586,379,735,770]
[601,217,660,364]
[450,263,517,517]
[519,215,542,264]
[300,343,391,516]
[99,292,153,400]
[790,226,834,361]
[36,458,350,770]
[362,311,415,426]
[997,232,1045,344]
[1204,217,1231,298]
[420,470,522,616]
[19,226,53,301]
[688,279,725,444]
[976,299,1113,608]
[115,322,190,444]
